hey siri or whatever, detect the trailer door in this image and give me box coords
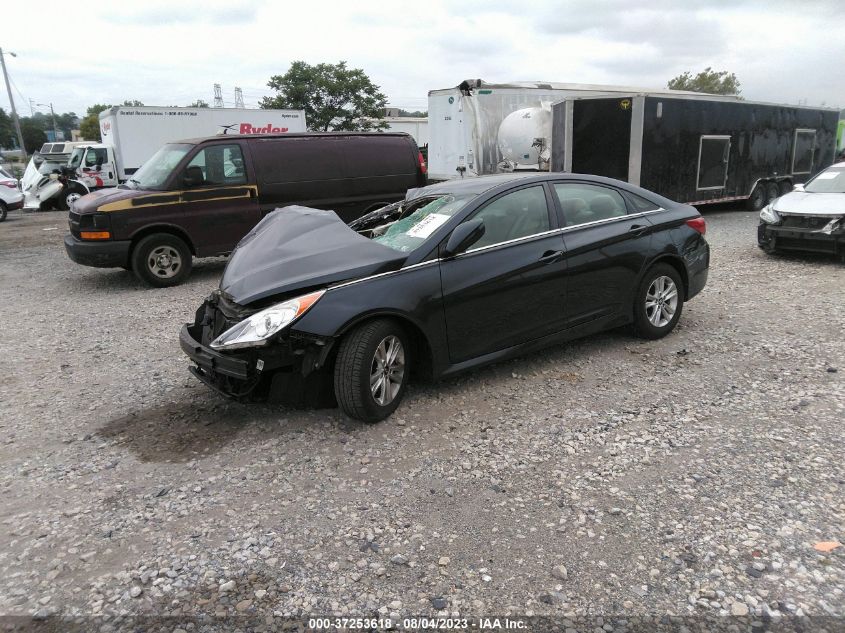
[571,98,632,181]
[696,136,731,191]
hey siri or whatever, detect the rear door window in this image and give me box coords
[553,183,627,226]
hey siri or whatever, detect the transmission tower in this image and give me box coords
[234,87,244,108]
[213,84,224,108]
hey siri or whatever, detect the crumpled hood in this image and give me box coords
[773,191,845,216]
[220,206,408,306]
[72,187,149,214]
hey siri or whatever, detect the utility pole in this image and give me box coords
[213,83,224,108]
[234,87,244,109]
[38,102,59,140]
[0,47,27,163]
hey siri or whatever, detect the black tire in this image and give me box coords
[764,181,779,205]
[55,182,87,211]
[0,202,7,222]
[334,318,410,422]
[746,183,767,211]
[778,180,792,196]
[131,233,192,287]
[632,263,685,340]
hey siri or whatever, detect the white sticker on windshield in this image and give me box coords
[814,172,839,179]
[406,213,451,239]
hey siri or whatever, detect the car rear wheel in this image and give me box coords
[131,233,193,287]
[0,202,7,222]
[334,319,410,423]
[633,264,684,340]
[746,183,767,211]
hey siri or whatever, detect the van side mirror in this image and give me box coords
[792,183,804,192]
[443,218,485,257]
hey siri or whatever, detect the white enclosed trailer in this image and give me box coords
[427,79,731,181]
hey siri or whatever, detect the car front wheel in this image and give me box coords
[633,264,684,339]
[0,202,7,222]
[131,233,193,287]
[334,319,410,422]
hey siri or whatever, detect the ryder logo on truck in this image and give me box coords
[237,123,290,134]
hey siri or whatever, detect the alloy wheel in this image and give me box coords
[370,335,405,406]
[645,275,678,327]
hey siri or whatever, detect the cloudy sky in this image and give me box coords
[1,0,842,119]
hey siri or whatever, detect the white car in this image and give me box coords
[0,167,23,222]
[757,163,845,259]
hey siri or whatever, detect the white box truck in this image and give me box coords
[427,79,731,181]
[73,106,306,191]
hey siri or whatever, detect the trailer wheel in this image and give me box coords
[778,180,792,196]
[746,184,767,211]
[764,182,780,205]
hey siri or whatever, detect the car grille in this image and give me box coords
[781,215,837,230]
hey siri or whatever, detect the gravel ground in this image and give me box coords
[0,207,843,632]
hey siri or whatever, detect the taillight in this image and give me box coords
[418,151,427,175]
[1,181,17,189]
[685,217,706,235]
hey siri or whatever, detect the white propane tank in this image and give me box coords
[497,106,552,169]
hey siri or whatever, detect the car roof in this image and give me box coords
[412,172,678,207]
[172,131,415,145]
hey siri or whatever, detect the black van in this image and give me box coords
[64,132,427,286]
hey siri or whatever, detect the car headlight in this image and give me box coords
[209,290,324,350]
[760,204,781,224]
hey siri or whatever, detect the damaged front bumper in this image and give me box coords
[758,215,845,256]
[180,296,336,402]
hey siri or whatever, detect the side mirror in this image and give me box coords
[443,218,485,257]
[792,183,805,192]
[183,174,203,187]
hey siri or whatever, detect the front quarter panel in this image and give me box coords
[291,261,449,373]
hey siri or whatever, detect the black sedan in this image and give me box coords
[181,173,709,422]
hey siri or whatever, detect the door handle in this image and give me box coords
[539,250,564,264]
[629,224,649,236]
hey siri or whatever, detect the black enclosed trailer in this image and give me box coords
[550,94,839,209]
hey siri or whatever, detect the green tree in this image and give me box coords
[667,67,741,95]
[79,104,111,141]
[190,99,210,108]
[122,100,144,107]
[20,118,47,153]
[260,61,388,132]
[0,108,14,148]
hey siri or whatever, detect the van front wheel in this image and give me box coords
[131,233,192,287]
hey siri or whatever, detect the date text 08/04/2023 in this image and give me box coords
[307,617,528,629]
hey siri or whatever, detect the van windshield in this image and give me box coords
[125,143,192,190]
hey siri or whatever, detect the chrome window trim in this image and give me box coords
[559,208,664,233]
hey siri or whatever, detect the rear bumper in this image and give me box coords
[5,198,23,211]
[758,222,844,255]
[64,234,131,268]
